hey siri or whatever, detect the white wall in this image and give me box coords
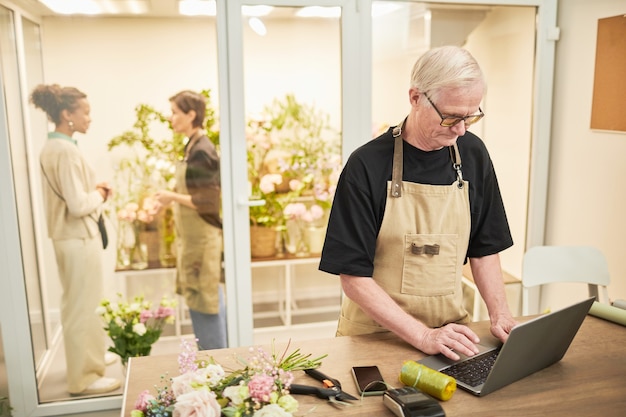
[542,0,626,310]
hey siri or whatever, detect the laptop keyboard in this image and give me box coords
[440,349,500,387]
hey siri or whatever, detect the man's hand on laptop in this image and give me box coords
[490,313,518,343]
[418,323,481,361]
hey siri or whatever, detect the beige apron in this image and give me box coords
[173,161,223,314]
[337,122,471,336]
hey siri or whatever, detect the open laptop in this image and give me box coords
[418,297,595,396]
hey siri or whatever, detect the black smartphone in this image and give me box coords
[351,365,387,396]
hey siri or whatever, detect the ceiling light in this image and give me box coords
[126,0,148,15]
[296,6,341,18]
[248,17,267,36]
[242,5,273,17]
[39,0,101,15]
[179,0,216,17]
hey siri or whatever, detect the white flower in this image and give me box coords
[133,322,147,336]
[223,384,248,405]
[196,364,226,387]
[173,389,221,417]
[94,305,107,316]
[252,403,292,417]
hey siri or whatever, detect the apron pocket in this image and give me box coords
[401,234,457,296]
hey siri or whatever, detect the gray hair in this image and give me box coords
[410,46,485,101]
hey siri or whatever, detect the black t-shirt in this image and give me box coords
[319,127,513,277]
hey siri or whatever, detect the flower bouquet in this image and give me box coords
[97,294,177,366]
[131,339,327,417]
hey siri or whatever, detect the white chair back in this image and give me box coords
[522,245,610,315]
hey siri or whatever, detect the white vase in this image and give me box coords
[306,225,327,255]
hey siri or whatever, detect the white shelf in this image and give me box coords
[115,255,341,338]
[250,255,341,327]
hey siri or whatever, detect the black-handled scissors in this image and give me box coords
[290,368,358,404]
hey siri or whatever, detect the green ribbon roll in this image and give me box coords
[399,360,456,401]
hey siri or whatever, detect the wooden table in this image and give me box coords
[122,316,625,416]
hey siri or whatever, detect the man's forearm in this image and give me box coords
[470,254,512,320]
[340,274,429,347]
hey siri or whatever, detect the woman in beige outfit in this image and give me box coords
[30,84,120,395]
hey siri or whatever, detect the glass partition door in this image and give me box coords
[218,0,369,346]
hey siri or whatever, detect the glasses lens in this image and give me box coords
[441,113,484,127]
[441,117,463,127]
[465,114,484,126]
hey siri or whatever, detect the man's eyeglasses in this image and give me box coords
[424,93,484,127]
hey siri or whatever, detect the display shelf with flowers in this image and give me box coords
[97,293,177,367]
[131,338,326,417]
[246,94,341,258]
[108,90,220,269]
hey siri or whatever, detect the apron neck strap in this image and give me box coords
[391,118,465,197]
[391,118,407,198]
[449,144,464,188]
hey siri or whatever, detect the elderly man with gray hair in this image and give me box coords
[320,45,517,361]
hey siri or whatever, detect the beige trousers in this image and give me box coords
[54,236,106,393]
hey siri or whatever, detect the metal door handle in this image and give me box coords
[238,197,265,207]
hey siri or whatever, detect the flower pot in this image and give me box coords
[306,224,327,255]
[250,225,277,258]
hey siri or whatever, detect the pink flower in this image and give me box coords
[155,306,175,319]
[259,174,282,194]
[247,374,276,403]
[133,389,155,412]
[139,310,153,323]
[173,389,221,417]
[288,179,302,191]
[171,372,197,397]
[309,204,324,221]
[283,203,307,220]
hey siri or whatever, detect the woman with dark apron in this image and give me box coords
[154,90,226,350]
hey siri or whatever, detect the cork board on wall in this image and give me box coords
[590,15,626,132]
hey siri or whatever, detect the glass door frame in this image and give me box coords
[216,0,370,347]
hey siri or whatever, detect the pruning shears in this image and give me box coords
[290,368,358,406]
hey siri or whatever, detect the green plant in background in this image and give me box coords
[108,89,220,158]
